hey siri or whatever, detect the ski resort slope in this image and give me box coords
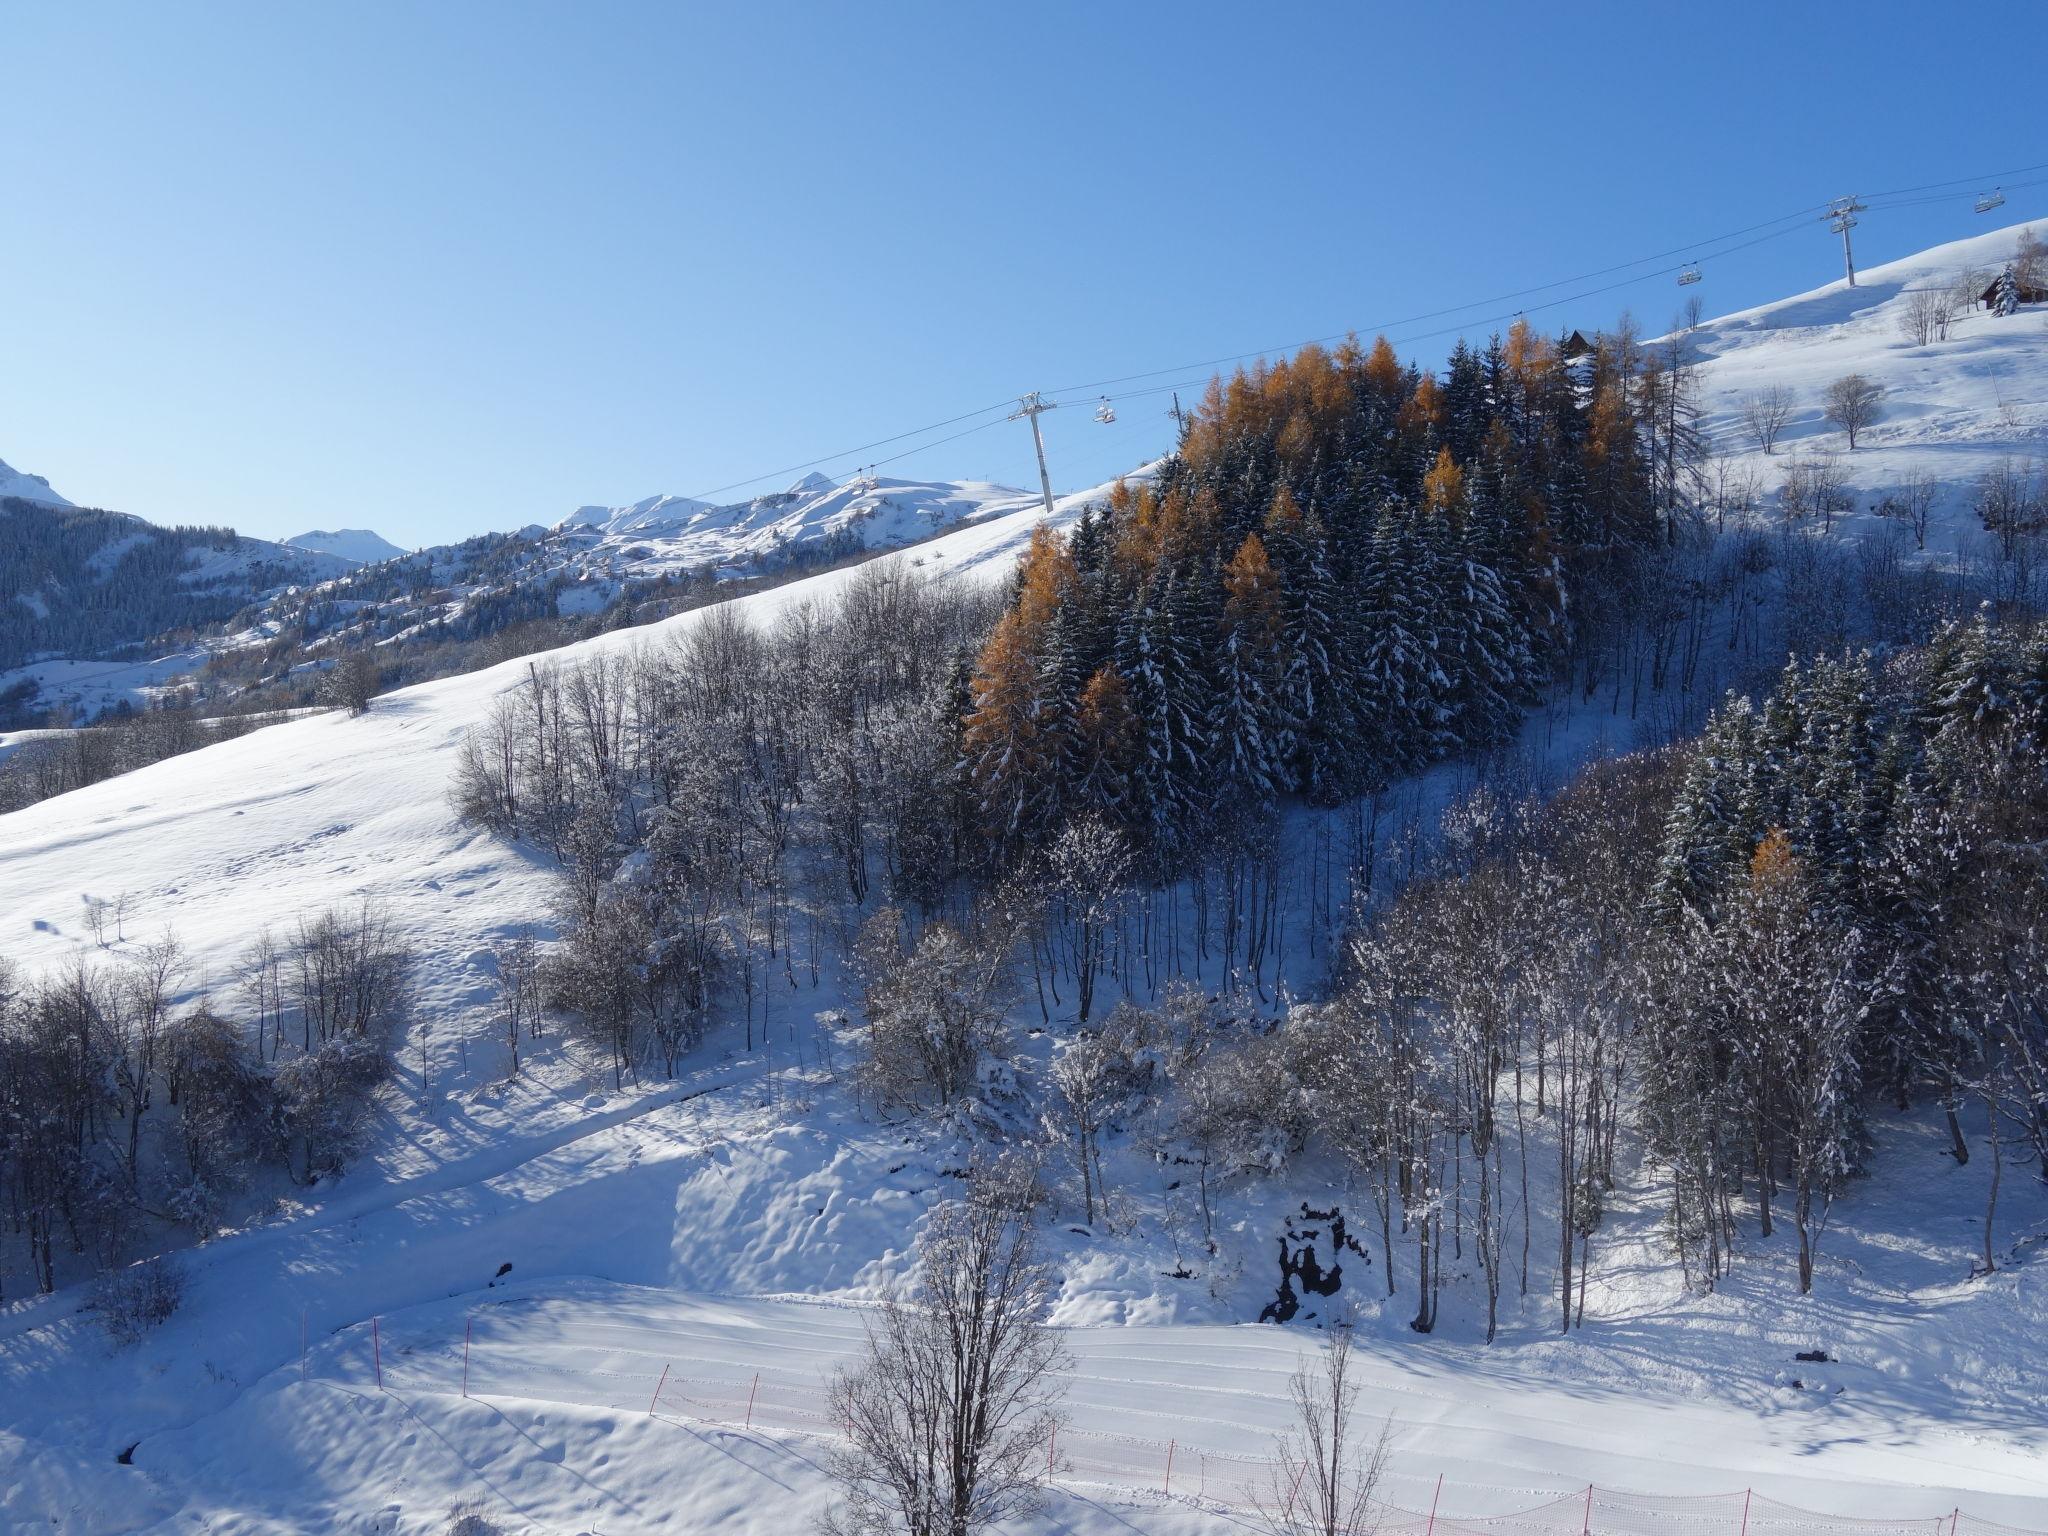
[1689,217,2048,540]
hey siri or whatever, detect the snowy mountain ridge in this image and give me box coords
[282,527,407,566]
[0,456,72,508]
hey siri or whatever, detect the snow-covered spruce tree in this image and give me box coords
[1994,263,2020,317]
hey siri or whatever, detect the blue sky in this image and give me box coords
[4,2,2043,545]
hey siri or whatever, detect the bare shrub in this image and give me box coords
[1780,456,1853,533]
[290,901,410,1050]
[1900,285,1957,347]
[94,1255,184,1347]
[852,909,1013,1117]
[445,1502,504,1536]
[1976,458,2047,560]
[1873,470,1940,551]
[823,1194,1067,1536]
[1256,1327,1392,1536]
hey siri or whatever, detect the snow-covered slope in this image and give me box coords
[283,527,407,565]
[0,466,1139,1036]
[0,455,71,507]
[1689,218,2048,541]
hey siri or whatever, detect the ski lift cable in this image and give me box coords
[1864,174,2048,214]
[675,158,2048,504]
[1860,159,2048,202]
[1053,221,1821,416]
[678,396,1021,503]
[1047,157,2048,401]
[1041,203,1836,398]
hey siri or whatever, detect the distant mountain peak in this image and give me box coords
[283,528,406,566]
[786,471,836,495]
[0,457,73,508]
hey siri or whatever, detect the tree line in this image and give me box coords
[960,325,1698,872]
[0,903,409,1299]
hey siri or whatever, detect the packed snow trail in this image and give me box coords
[123,1279,2048,1536]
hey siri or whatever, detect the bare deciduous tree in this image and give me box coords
[1255,1326,1392,1536]
[1740,385,1794,455]
[1975,458,2047,561]
[823,1194,1068,1536]
[1874,470,1940,551]
[1042,1013,1143,1225]
[852,908,1014,1116]
[1900,285,1958,347]
[1780,456,1852,534]
[1822,374,1885,449]
[491,928,542,1078]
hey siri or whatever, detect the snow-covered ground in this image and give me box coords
[0,649,216,724]
[6,224,2048,1534]
[1688,219,2048,545]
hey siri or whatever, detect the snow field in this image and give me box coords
[145,1278,2048,1536]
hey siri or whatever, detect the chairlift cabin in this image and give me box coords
[1677,263,1702,286]
[1094,397,1116,424]
[1977,188,2007,214]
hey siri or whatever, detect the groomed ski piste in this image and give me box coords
[4,223,2048,1534]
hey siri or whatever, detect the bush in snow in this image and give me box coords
[851,907,1017,1119]
[94,1255,184,1348]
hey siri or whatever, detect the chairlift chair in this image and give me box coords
[1677,263,1702,287]
[1094,397,1116,424]
[1977,188,2006,214]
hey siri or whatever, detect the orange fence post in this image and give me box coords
[745,1373,760,1428]
[649,1362,669,1417]
[372,1317,383,1390]
[1425,1473,1443,1536]
[1740,1488,1751,1536]
[1583,1482,1594,1536]
[462,1316,472,1398]
[1163,1439,1175,1496]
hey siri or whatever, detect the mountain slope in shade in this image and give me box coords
[0,457,72,507]
[282,527,406,565]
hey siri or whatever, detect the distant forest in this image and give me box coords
[0,497,297,673]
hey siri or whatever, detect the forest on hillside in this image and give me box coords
[0,498,311,673]
[8,318,2045,1336]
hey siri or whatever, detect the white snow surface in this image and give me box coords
[0,455,71,507]
[1687,218,2048,543]
[283,528,408,566]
